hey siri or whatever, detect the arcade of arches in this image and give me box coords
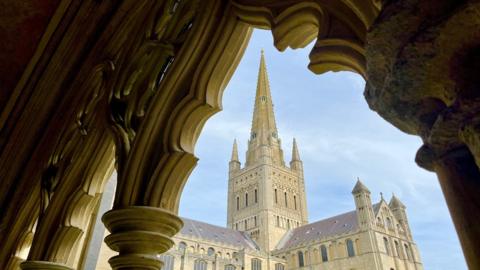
[0,0,479,269]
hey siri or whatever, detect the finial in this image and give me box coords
[261,48,264,55]
[380,192,384,201]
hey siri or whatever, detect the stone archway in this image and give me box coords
[1,0,479,270]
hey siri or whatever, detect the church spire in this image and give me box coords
[250,49,279,141]
[245,50,285,167]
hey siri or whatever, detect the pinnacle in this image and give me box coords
[231,139,239,162]
[352,178,370,194]
[389,193,406,209]
[291,138,301,161]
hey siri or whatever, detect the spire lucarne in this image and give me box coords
[245,51,285,167]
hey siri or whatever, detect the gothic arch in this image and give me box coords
[1,0,480,270]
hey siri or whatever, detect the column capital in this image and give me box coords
[102,206,183,270]
[20,261,73,270]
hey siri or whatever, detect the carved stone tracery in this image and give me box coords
[1,0,480,269]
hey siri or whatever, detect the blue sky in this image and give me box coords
[178,30,467,270]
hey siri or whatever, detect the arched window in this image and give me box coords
[274,189,278,203]
[287,219,290,229]
[251,258,262,270]
[346,239,355,257]
[255,189,258,203]
[207,247,215,256]
[158,254,174,270]
[298,251,305,267]
[383,237,390,255]
[404,244,412,261]
[284,192,288,207]
[236,197,239,210]
[394,241,401,257]
[178,242,187,252]
[276,216,280,226]
[320,245,328,262]
[245,193,249,207]
[294,195,297,210]
[274,263,284,270]
[254,216,257,227]
[244,220,248,230]
[225,265,236,270]
[194,259,207,270]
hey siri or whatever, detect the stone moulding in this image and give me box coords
[102,206,184,269]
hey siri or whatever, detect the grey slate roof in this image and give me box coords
[276,203,380,250]
[178,217,259,250]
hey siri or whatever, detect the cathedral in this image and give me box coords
[95,52,424,270]
[2,1,478,269]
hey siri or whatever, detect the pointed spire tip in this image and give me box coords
[231,139,239,162]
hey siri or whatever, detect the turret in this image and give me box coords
[229,139,241,172]
[352,179,375,229]
[389,193,412,239]
[290,138,303,172]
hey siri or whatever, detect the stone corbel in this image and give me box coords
[232,0,381,77]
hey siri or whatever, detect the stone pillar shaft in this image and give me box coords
[20,261,72,270]
[433,147,480,269]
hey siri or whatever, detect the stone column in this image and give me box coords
[102,206,183,270]
[432,147,480,269]
[20,261,72,270]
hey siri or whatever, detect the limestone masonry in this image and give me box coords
[96,52,424,270]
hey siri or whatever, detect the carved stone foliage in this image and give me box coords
[102,0,252,212]
[107,0,197,172]
[232,0,381,76]
[100,0,252,268]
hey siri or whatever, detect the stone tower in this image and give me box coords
[352,179,375,229]
[227,51,308,252]
[389,194,413,239]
